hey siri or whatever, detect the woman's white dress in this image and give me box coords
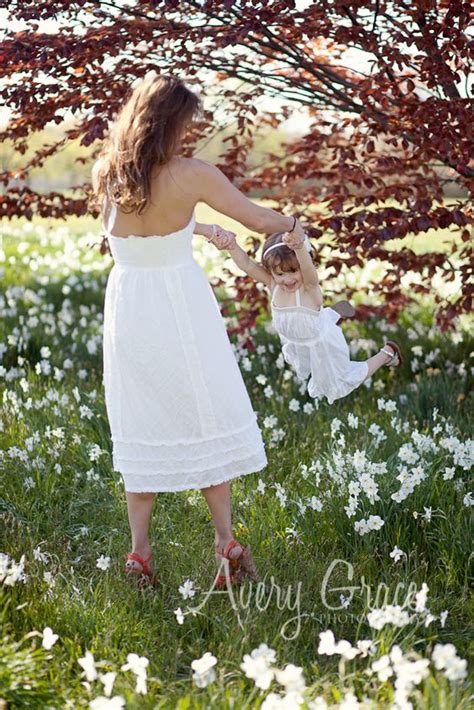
[102,202,267,492]
[271,285,369,404]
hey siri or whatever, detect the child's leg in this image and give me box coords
[364,344,396,378]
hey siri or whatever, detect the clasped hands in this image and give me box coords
[206,225,237,250]
[208,218,306,252]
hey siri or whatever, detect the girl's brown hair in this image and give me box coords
[261,232,318,272]
[89,74,203,216]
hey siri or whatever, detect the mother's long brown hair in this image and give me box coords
[89,74,202,215]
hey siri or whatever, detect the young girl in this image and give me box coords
[215,228,403,405]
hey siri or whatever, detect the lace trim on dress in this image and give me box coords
[112,420,265,473]
[111,415,259,446]
[117,451,268,493]
[114,437,264,472]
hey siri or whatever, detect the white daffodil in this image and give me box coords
[96,555,111,571]
[41,626,59,650]
[191,651,217,688]
[78,651,98,682]
[339,691,362,709]
[389,546,406,563]
[274,664,306,692]
[89,696,125,709]
[347,413,359,429]
[174,607,185,624]
[414,582,429,612]
[317,630,337,655]
[289,398,300,412]
[98,672,117,698]
[367,605,411,630]
[178,578,196,599]
[121,653,149,695]
[370,654,393,681]
[241,653,275,690]
[335,640,360,660]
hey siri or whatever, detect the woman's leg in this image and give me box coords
[364,344,395,378]
[125,491,155,559]
[201,481,242,559]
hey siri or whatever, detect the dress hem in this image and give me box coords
[308,361,370,403]
[111,416,258,446]
[119,455,268,493]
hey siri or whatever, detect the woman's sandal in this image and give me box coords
[380,340,403,368]
[214,539,260,589]
[124,551,159,589]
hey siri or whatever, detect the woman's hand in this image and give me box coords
[208,225,237,250]
[281,219,305,251]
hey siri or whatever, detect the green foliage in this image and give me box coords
[0,222,472,707]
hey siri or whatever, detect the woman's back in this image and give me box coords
[102,156,197,238]
[96,153,298,240]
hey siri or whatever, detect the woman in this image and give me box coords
[90,74,306,589]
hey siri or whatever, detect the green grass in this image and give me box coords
[0,218,472,708]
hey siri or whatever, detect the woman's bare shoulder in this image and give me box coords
[175,156,216,177]
[164,157,222,197]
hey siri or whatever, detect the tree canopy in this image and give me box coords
[1,0,472,328]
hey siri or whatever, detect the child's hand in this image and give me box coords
[209,226,237,250]
[282,228,305,251]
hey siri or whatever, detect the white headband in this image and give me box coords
[262,236,314,260]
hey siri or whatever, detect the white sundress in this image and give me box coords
[271,285,369,404]
[101,201,267,493]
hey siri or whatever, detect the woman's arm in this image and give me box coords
[188,158,306,238]
[194,221,214,239]
[194,222,236,249]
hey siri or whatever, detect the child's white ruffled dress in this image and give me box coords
[102,202,267,493]
[271,285,369,404]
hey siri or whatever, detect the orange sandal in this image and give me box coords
[214,539,260,589]
[124,552,159,588]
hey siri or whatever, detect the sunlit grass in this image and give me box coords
[0,219,472,708]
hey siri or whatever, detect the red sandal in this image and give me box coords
[214,539,260,589]
[124,552,159,588]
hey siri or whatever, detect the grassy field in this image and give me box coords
[0,216,472,708]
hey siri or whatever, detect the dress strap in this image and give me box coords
[295,287,301,307]
[271,283,278,305]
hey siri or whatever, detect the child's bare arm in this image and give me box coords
[227,242,273,287]
[282,232,323,303]
[294,246,320,288]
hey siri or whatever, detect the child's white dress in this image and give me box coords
[271,285,369,404]
[102,202,267,493]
